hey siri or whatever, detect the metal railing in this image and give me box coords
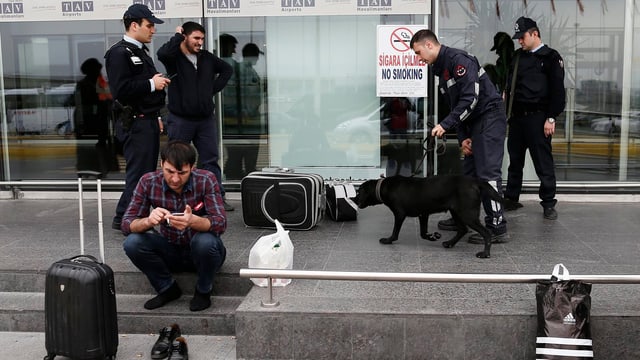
[239,268,640,307]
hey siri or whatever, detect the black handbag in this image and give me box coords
[325,182,358,221]
[535,264,593,359]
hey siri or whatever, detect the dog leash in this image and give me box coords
[375,177,384,202]
[411,121,446,176]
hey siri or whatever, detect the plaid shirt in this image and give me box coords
[121,168,226,245]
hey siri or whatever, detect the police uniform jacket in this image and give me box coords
[506,45,565,119]
[157,33,233,118]
[104,39,166,115]
[432,45,503,141]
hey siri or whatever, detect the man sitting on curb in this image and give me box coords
[122,140,227,311]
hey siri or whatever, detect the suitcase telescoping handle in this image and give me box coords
[77,171,105,263]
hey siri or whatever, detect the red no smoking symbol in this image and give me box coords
[390,27,414,52]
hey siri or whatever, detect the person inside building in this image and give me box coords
[225,42,264,178]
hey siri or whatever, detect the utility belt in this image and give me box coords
[511,103,545,117]
[113,100,161,131]
[133,111,161,120]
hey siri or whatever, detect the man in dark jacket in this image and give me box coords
[157,21,235,211]
[504,17,566,220]
[104,4,170,231]
[411,29,507,243]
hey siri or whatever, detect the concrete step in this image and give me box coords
[0,269,253,297]
[2,331,236,360]
[1,291,243,335]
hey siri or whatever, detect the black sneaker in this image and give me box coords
[503,198,523,211]
[467,232,509,244]
[437,217,457,231]
[543,207,558,220]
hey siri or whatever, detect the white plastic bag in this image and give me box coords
[248,219,294,287]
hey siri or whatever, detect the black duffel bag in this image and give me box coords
[325,182,358,222]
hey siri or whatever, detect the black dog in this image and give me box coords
[354,175,503,258]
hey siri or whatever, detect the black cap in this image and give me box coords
[123,4,164,24]
[490,32,512,51]
[512,16,537,39]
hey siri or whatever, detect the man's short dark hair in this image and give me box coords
[182,21,205,36]
[161,140,197,169]
[410,29,440,48]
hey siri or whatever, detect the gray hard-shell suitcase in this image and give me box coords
[44,171,118,360]
[241,169,325,230]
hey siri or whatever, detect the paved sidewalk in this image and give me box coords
[1,332,236,360]
[2,193,640,359]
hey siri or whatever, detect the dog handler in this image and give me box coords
[410,29,507,243]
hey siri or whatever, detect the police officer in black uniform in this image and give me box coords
[504,17,565,220]
[410,29,507,243]
[104,4,171,231]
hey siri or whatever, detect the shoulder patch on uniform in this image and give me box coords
[455,65,466,77]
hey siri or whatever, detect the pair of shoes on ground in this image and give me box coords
[151,323,189,360]
[144,282,213,312]
[467,231,509,244]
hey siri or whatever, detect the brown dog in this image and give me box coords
[354,175,503,258]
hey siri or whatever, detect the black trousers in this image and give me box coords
[115,115,161,219]
[461,102,507,234]
[505,111,557,209]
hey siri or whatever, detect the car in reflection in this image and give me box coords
[590,112,640,135]
[328,100,422,146]
[5,84,75,136]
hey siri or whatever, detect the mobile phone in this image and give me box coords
[164,73,177,80]
[171,212,184,216]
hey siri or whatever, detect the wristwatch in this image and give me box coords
[547,118,556,124]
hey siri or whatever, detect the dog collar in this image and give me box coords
[375,177,384,202]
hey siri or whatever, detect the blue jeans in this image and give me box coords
[123,232,226,294]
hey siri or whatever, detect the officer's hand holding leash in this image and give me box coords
[544,118,555,138]
[431,124,446,138]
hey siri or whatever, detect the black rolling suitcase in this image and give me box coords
[44,171,118,360]
[241,169,325,230]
